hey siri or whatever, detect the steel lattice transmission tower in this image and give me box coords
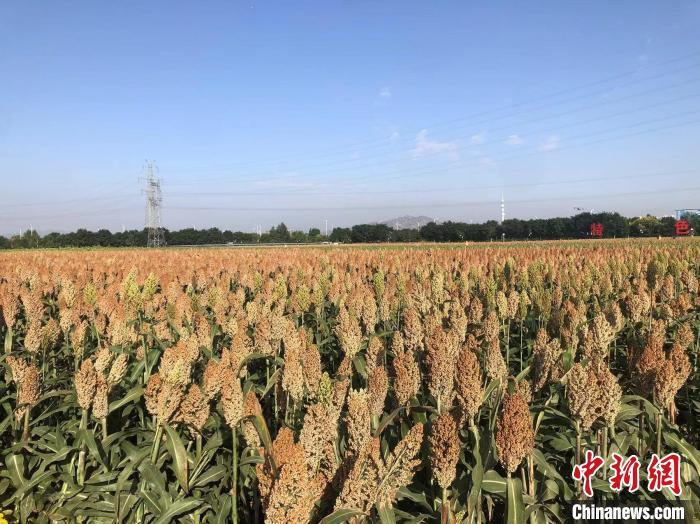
[142,160,165,247]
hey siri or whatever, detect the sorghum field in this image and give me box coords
[1,240,699,523]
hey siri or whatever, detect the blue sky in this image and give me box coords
[1,1,700,234]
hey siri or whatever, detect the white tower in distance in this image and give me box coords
[500,193,505,224]
[142,160,165,248]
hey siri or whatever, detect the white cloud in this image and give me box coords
[505,134,523,146]
[480,156,493,165]
[470,132,485,145]
[413,129,457,156]
[379,87,392,98]
[538,135,560,152]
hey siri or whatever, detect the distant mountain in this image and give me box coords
[380,215,434,230]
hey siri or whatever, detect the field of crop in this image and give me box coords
[1,240,699,523]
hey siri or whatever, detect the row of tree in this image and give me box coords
[1,212,696,249]
[330,212,698,242]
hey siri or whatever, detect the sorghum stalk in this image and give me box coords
[139,420,163,522]
[265,361,271,426]
[577,433,585,500]
[4,326,13,354]
[285,395,292,425]
[489,388,504,432]
[93,322,101,347]
[77,409,88,486]
[142,338,149,384]
[656,411,662,457]
[519,318,524,367]
[528,453,535,499]
[231,427,239,524]
[22,408,30,444]
[506,322,511,372]
[274,341,280,423]
[601,427,608,481]
[472,420,483,524]
[151,423,163,463]
[441,487,450,524]
[639,403,645,458]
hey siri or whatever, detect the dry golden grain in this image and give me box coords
[496,384,534,474]
[75,359,97,410]
[92,376,109,419]
[176,384,210,434]
[428,412,460,488]
[346,388,371,457]
[455,336,483,421]
[532,329,563,390]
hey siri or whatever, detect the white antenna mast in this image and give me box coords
[500,193,505,224]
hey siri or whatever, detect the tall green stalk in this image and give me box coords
[151,424,163,463]
[639,402,646,458]
[575,421,582,496]
[21,407,30,444]
[232,427,239,524]
[601,427,608,481]
[77,409,88,486]
[142,338,149,384]
[440,487,450,524]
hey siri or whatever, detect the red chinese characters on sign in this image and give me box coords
[609,453,641,493]
[573,451,683,497]
[590,223,603,238]
[675,219,689,236]
[647,453,681,496]
[573,450,605,497]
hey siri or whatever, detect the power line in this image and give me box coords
[246,74,700,177]
[164,112,700,196]
[164,83,700,189]
[0,206,133,222]
[165,169,696,199]
[329,111,700,186]
[164,186,700,213]
[224,88,700,182]
[0,193,138,209]
[6,114,697,223]
[163,51,700,180]
[4,179,695,225]
[5,53,699,227]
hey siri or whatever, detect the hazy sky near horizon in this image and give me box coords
[1,1,700,235]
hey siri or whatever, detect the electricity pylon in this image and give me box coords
[142,160,165,248]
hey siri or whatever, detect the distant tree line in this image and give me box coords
[1,212,697,249]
